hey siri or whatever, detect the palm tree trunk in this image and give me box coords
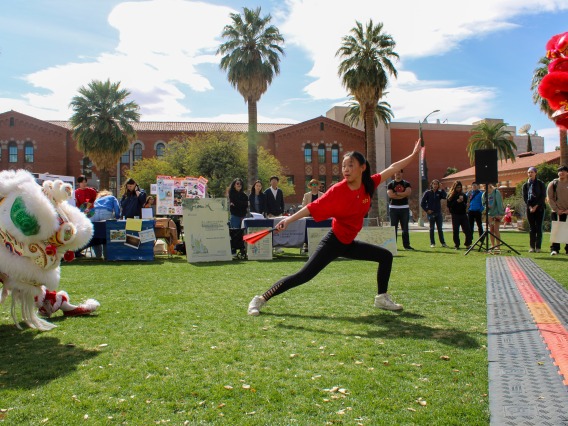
[247,100,259,191]
[99,169,110,191]
[560,128,568,166]
[364,106,379,220]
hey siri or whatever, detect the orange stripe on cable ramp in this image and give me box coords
[505,257,568,385]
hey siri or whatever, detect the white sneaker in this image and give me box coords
[374,293,403,311]
[248,295,266,316]
[535,249,541,253]
[551,251,559,256]
[528,248,535,253]
[430,244,435,248]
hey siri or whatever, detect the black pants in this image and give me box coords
[262,230,393,301]
[389,207,410,248]
[451,213,472,248]
[550,212,568,253]
[468,211,483,237]
[527,206,545,249]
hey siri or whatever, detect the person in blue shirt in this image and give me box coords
[90,190,120,258]
[420,179,448,248]
[466,182,484,237]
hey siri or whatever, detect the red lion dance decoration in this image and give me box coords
[538,32,568,128]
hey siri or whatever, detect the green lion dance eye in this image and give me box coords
[10,196,40,236]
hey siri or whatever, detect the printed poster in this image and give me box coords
[182,198,232,263]
[246,227,273,260]
[156,175,208,216]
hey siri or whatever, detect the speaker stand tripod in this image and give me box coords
[465,191,519,256]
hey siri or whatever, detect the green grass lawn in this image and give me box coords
[0,230,565,425]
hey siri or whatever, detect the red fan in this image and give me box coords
[243,227,277,245]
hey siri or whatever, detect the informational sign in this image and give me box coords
[307,226,398,257]
[357,226,398,255]
[246,227,273,260]
[156,175,208,216]
[182,198,232,263]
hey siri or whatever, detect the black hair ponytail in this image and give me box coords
[344,151,375,198]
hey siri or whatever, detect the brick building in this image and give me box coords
[0,109,542,210]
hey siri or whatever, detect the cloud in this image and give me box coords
[280,0,568,123]
[538,126,561,151]
[0,0,235,120]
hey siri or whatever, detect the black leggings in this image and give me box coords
[262,230,393,301]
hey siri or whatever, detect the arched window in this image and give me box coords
[331,144,339,164]
[133,143,143,162]
[318,144,325,163]
[304,144,312,163]
[156,142,165,158]
[8,142,18,163]
[24,142,34,163]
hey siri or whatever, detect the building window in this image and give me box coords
[9,117,14,127]
[286,175,294,187]
[331,144,339,164]
[24,142,34,163]
[318,144,325,163]
[320,122,324,131]
[133,143,143,162]
[304,144,312,163]
[8,142,17,163]
[120,150,130,164]
[156,142,165,158]
[331,176,340,185]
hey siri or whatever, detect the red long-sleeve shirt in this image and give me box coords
[307,174,381,244]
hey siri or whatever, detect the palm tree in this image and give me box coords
[467,121,516,165]
[345,96,394,131]
[531,56,568,165]
[337,20,398,218]
[70,79,140,190]
[217,7,285,190]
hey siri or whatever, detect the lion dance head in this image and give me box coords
[0,170,93,330]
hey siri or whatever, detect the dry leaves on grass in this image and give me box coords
[440,355,450,361]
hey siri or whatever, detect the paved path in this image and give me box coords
[486,257,568,425]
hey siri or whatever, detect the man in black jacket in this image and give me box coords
[264,176,285,218]
[522,167,546,252]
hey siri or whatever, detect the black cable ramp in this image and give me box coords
[486,257,568,425]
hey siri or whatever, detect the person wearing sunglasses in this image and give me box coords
[301,179,324,208]
[228,178,248,229]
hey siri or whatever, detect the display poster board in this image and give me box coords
[246,227,273,260]
[182,198,232,263]
[307,227,331,257]
[307,226,398,257]
[357,226,398,255]
[105,219,155,261]
[156,175,208,216]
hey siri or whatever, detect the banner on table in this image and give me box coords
[156,175,208,216]
[182,198,232,263]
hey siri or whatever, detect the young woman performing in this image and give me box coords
[248,140,421,316]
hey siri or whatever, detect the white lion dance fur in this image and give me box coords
[0,170,94,330]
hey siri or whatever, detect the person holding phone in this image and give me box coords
[120,178,147,219]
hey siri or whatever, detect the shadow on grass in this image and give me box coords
[267,311,481,349]
[0,324,99,389]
